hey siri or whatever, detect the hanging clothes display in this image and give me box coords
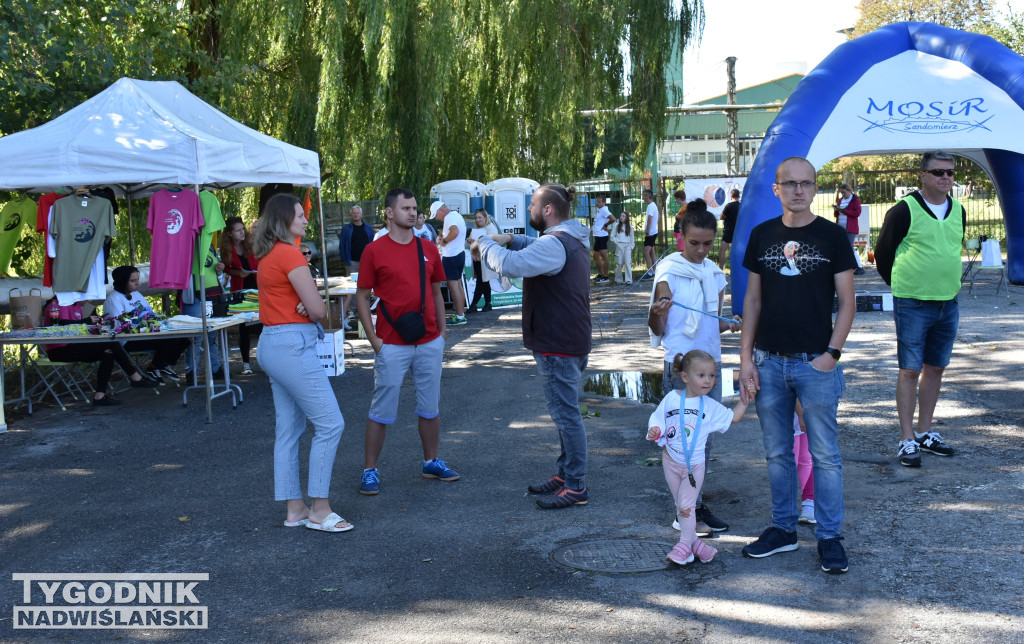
[0,195,37,274]
[147,188,203,289]
[192,190,226,293]
[50,193,115,293]
[35,191,69,287]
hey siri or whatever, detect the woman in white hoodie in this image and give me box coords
[609,211,634,284]
[647,198,741,534]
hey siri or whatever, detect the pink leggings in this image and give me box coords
[793,432,814,502]
[663,452,705,545]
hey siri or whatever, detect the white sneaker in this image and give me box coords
[242,362,253,375]
[799,502,817,525]
[670,518,712,537]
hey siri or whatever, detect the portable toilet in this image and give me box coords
[485,177,540,237]
[429,180,486,219]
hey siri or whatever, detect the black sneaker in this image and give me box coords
[130,376,160,388]
[92,397,122,407]
[696,503,729,532]
[536,486,588,509]
[144,369,166,385]
[481,303,492,312]
[742,527,798,558]
[527,475,564,495]
[897,439,922,467]
[853,267,866,275]
[818,537,849,574]
[916,431,953,456]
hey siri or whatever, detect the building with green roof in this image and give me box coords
[658,74,803,177]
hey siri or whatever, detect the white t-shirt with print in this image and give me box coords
[648,391,733,467]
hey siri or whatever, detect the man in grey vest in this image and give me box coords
[875,151,963,468]
[474,184,592,509]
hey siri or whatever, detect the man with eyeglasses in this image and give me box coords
[739,156,857,574]
[875,151,964,469]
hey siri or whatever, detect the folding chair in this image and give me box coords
[25,349,93,411]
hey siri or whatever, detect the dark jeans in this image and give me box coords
[470,260,491,308]
[45,343,139,393]
[121,338,189,370]
[533,352,589,490]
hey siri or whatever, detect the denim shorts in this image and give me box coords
[893,296,959,370]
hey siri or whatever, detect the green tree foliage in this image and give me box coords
[853,0,995,37]
[1,0,704,202]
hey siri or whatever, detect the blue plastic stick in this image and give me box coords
[670,300,737,324]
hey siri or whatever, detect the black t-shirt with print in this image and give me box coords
[742,215,856,354]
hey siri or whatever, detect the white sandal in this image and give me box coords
[306,512,354,533]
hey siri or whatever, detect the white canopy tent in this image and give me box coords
[0,77,326,269]
[0,77,320,195]
[0,78,328,422]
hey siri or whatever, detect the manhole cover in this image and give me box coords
[550,539,674,573]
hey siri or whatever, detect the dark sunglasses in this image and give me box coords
[924,168,955,177]
[301,251,312,257]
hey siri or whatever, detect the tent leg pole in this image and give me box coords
[316,188,332,328]
[196,184,213,424]
[126,193,136,266]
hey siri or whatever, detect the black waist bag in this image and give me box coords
[377,237,428,344]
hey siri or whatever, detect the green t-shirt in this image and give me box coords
[192,191,226,291]
[0,196,37,274]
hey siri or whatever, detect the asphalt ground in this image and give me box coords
[1,266,1023,643]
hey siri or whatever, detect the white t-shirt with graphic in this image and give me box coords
[648,391,733,467]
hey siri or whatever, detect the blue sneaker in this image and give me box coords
[741,526,798,558]
[359,468,380,495]
[422,458,460,481]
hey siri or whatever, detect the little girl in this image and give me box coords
[647,349,751,565]
[609,211,634,284]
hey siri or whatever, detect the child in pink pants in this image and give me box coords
[647,350,752,566]
[793,401,816,524]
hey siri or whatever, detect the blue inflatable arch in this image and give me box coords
[732,21,1024,314]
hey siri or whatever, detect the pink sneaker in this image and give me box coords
[691,538,718,563]
[667,542,694,566]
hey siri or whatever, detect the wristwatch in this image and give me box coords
[825,346,842,360]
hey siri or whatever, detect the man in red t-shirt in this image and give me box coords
[354,188,460,495]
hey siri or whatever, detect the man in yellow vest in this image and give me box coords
[875,151,964,468]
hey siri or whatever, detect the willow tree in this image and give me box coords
[205,0,703,198]
[2,0,703,200]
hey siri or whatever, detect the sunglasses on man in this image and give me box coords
[924,168,955,177]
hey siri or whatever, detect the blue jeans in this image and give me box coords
[752,349,845,540]
[260,324,345,500]
[181,298,222,373]
[533,353,589,491]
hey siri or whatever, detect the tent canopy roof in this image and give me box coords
[0,78,320,198]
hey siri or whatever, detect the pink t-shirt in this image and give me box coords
[147,189,204,289]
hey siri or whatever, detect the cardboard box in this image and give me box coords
[316,329,346,377]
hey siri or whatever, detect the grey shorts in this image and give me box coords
[368,335,445,424]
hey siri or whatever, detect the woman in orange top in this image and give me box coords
[220,216,261,374]
[253,193,353,533]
